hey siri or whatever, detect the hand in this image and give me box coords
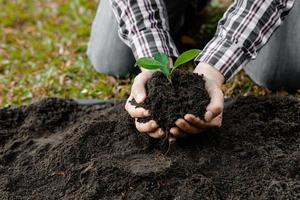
[169,63,225,142]
[125,70,166,139]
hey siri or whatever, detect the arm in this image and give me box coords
[109,0,179,59]
[171,0,295,140]
[195,0,295,81]
[113,0,177,138]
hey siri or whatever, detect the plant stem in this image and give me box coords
[167,75,172,83]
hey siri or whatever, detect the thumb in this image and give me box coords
[134,87,146,103]
[132,76,148,103]
[205,86,224,122]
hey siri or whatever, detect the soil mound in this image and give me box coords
[0,96,300,199]
[135,70,210,132]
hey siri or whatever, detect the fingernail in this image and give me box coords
[143,110,149,116]
[151,122,157,128]
[159,129,164,136]
[169,137,176,143]
[136,94,144,103]
[170,128,175,134]
[184,114,191,121]
[205,111,213,122]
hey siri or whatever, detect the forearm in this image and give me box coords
[110,0,179,59]
[195,0,295,81]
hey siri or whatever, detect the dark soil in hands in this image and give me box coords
[134,69,210,132]
[0,96,300,199]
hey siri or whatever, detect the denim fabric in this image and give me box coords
[244,1,300,90]
[87,0,136,76]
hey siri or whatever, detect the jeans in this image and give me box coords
[87,0,300,90]
[244,0,300,91]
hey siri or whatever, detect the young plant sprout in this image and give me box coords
[135,49,201,81]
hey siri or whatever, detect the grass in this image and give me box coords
[0,0,298,107]
[0,0,131,107]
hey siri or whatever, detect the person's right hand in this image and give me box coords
[125,70,166,139]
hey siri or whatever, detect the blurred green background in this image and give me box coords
[0,0,298,107]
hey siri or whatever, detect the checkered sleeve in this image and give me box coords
[110,0,179,59]
[195,0,295,81]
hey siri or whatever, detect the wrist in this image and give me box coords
[140,69,156,79]
[194,63,224,87]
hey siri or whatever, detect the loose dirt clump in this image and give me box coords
[134,69,210,132]
[0,96,300,199]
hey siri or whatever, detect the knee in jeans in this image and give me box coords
[87,47,110,74]
[87,39,136,76]
[88,51,133,76]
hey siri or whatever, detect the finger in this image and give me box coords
[135,119,158,133]
[184,114,222,129]
[131,76,148,103]
[148,128,165,139]
[205,86,224,122]
[168,135,177,143]
[125,97,150,118]
[175,119,203,134]
[210,114,223,128]
[170,127,186,138]
[185,114,222,128]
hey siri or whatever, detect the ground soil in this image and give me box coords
[0,96,300,199]
[134,70,210,133]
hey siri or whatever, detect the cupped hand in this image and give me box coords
[125,70,166,139]
[169,63,225,142]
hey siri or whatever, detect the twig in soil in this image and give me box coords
[163,132,176,155]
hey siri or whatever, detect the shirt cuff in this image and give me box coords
[195,36,249,82]
[130,29,179,59]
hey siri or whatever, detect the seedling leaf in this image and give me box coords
[154,53,169,67]
[135,50,201,82]
[159,64,170,79]
[135,58,164,70]
[173,49,201,68]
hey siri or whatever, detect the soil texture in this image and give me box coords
[134,70,210,132]
[0,96,300,199]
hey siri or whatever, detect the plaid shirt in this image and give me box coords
[110,0,295,81]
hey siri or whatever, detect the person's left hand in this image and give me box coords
[169,62,225,142]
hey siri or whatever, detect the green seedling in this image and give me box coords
[135,49,201,82]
